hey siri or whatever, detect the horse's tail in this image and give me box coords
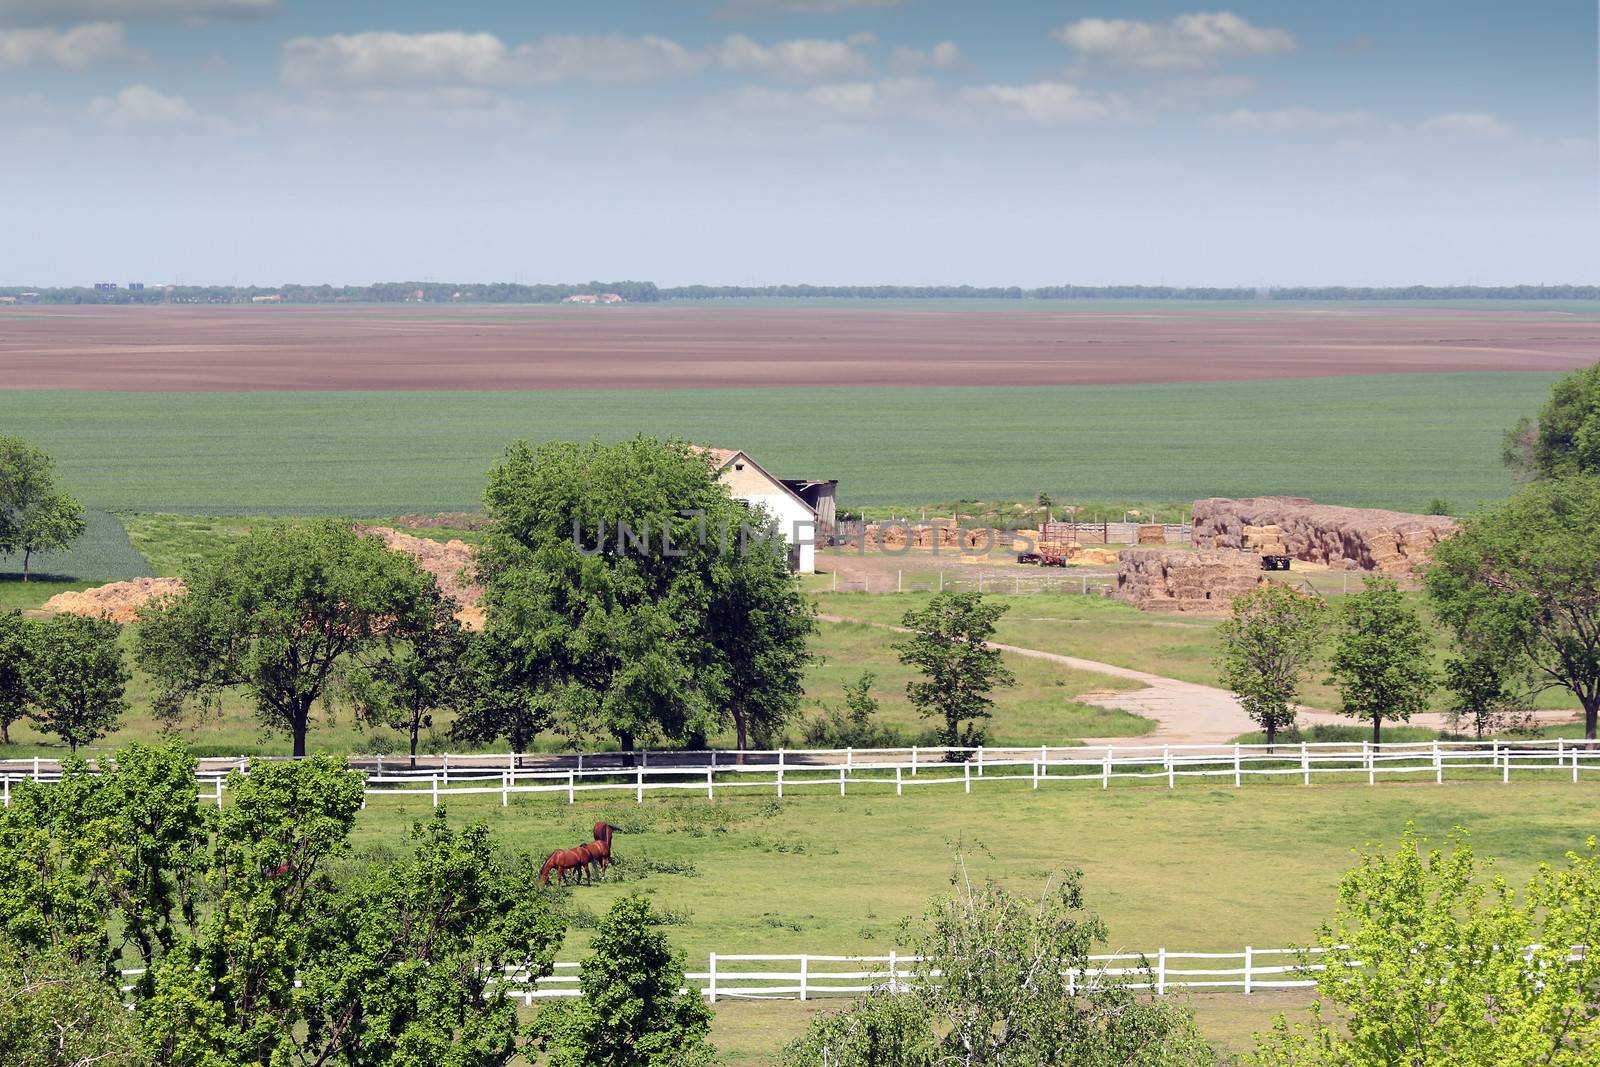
[538,851,558,886]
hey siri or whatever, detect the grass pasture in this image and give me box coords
[0,373,1559,514]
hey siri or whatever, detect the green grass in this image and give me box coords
[0,373,1559,513]
[0,509,152,583]
[351,781,1600,967]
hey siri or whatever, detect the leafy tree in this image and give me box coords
[1424,497,1452,516]
[1215,584,1328,750]
[1249,828,1600,1065]
[894,592,1015,751]
[0,741,204,974]
[1441,644,1531,741]
[449,624,553,757]
[0,935,148,1067]
[135,521,435,757]
[1503,360,1600,480]
[1427,475,1600,741]
[0,435,87,581]
[347,583,470,767]
[783,861,1212,1067]
[704,528,816,753]
[538,894,713,1067]
[0,611,29,744]
[1326,576,1436,746]
[25,612,129,752]
[480,437,810,753]
[802,671,908,748]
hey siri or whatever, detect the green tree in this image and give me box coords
[704,528,816,754]
[346,583,470,768]
[25,613,129,752]
[783,861,1212,1067]
[135,521,435,757]
[1326,576,1436,746]
[538,895,713,1067]
[894,592,1015,751]
[0,435,87,581]
[480,437,808,753]
[0,611,29,744]
[450,625,553,757]
[0,936,148,1067]
[1249,828,1600,1065]
[1215,584,1328,750]
[1427,475,1600,741]
[1503,360,1600,480]
[1424,497,1452,516]
[1441,644,1529,741]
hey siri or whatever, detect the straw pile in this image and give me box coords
[1192,497,1456,577]
[1137,524,1166,545]
[354,525,484,628]
[1111,548,1262,615]
[40,577,185,623]
[864,523,1001,550]
[1080,548,1119,566]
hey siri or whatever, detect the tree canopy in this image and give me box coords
[135,521,436,757]
[23,612,129,752]
[479,436,813,753]
[895,592,1015,751]
[1427,474,1600,740]
[1503,360,1600,480]
[0,434,85,580]
[1326,576,1436,746]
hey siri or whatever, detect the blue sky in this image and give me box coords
[0,0,1593,287]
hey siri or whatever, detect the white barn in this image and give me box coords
[695,447,826,573]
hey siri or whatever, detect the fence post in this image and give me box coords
[964,759,971,794]
[1233,744,1242,788]
[1156,948,1167,996]
[1243,946,1253,995]
[895,766,903,796]
[636,768,644,804]
[1434,741,1443,785]
[711,749,718,770]
[642,749,649,769]
[214,777,223,810]
[501,770,509,807]
[799,955,809,1002]
[846,746,853,772]
[977,746,984,777]
[708,953,718,1004]
[888,950,898,994]
[431,774,439,808]
[1365,741,1373,786]
[840,766,847,797]
[376,753,383,776]
[1575,742,1582,785]
[1165,746,1174,789]
[911,746,918,776]
[2,777,7,808]
[1102,748,1111,790]
[1301,743,1310,786]
[509,751,515,776]
[567,770,575,805]
[1502,740,1510,784]
[577,751,583,775]
[707,768,715,800]
[443,752,449,785]
[32,756,39,781]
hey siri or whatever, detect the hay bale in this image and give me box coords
[1137,524,1166,545]
[1192,497,1456,579]
[1110,548,1262,616]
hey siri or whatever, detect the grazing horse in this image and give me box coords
[577,841,609,883]
[538,847,590,887]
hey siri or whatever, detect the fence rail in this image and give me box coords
[121,943,1583,1004]
[8,738,1595,809]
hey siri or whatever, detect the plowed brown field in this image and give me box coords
[3,304,1594,391]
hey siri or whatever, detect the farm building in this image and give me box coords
[694,446,834,574]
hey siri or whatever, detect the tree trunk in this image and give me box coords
[1584,696,1598,744]
[1,720,8,745]
[1265,720,1277,754]
[619,730,635,767]
[409,730,419,770]
[20,549,29,582]
[1371,715,1383,751]
[291,698,313,758]
[733,707,748,767]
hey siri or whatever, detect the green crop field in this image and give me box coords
[0,372,1556,514]
[0,508,153,583]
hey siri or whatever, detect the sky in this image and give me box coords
[0,0,1595,288]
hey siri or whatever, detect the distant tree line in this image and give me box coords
[7,282,1597,304]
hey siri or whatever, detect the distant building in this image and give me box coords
[564,293,624,305]
[0,296,16,305]
[128,282,145,291]
[692,446,834,574]
[251,294,283,303]
[93,282,117,291]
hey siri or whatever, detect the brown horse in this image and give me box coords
[577,841,609,882]
[593,822,618,849]
[538,847,590,886]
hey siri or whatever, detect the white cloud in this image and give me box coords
[0,22,132,69]
[887,40,959,73]
[958,82,1134,126]
[717,33,871,81]
[259,86,546,132]
[0,0,276,20]
[87,83,196,126]
[281,31,704,88]
[1055,11,1295,71]
[1205,107,1376,133]
[1417,112,1514,140]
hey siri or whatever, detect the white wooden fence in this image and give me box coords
[4,738,1597,809]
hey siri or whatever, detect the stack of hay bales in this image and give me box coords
[1192,497,1456,578]
[1080,547,1119,566]
[863,523,1000,550]
[1112,548,1262,615]
[1137,524,1166,545]
[1242,523,1288,556]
